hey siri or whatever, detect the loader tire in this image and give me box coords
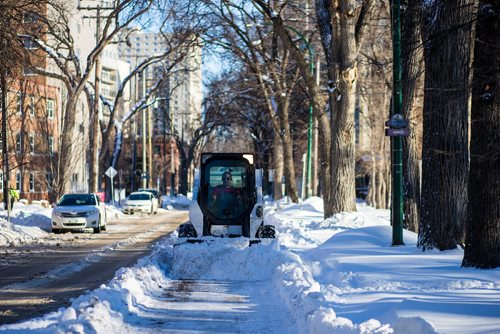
[179,224,197,238]
[257,225,276,238]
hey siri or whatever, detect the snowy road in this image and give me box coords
[0,210,188,325]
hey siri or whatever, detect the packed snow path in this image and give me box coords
[0,210,187,325]
[121,279,292,333]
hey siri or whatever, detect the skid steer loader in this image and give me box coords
[179,153,275,240]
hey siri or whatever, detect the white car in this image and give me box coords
[52,193,107,234]
[123,191,158,214]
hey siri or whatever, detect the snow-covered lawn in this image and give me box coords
[0,197,499,333]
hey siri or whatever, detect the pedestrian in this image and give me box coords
[9,187,19,210]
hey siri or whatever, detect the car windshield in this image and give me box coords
[139,189,159,197]
[129,193,150,201]
[58,194,96,206]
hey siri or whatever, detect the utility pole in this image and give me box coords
[92,8,102,193]
[148,90,153,189]
[162,98,169,194]
[390,0,404,245]
[131,72,138,192]
[142,71,147,189]
[1,71,9,214]
[78,1,115,194]
[170,106,175,197]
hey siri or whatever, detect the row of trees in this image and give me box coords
[197,0,499,269]
[1,0,209,202]
[1,0,498,268]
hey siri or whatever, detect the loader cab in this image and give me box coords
[199,153,256,236]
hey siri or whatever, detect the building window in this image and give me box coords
[16,171,22,191]
[46,172,53,189]
[23,36,38,49]
[17,92,23,114]
[16,134,23,153]
[23,12,39,23]
[46,99,54,118]
[29,95,35,115]
[48,136,54,154]
[23,67,36,77]
[29,173,35,192]
[29,134,35,153]
[71,173,78,191]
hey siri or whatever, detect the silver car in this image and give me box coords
[51,193,107,233]
[123,191,158,214]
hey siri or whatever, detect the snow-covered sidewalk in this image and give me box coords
[0,197,499,333]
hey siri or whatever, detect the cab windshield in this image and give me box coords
[205,162,249,219]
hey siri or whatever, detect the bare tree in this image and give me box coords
[401,0,425,233]
[462,1,500,269]
[33,0,154,198]
[250,0,375,216]
[0,0,49,207]
[418,1,478,251]
[202,0,303,202]
[357,2,392,210]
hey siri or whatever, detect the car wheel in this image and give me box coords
[93,216,101,234]
[52,228,61,234]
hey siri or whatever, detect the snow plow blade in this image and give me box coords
[173,238,266,247]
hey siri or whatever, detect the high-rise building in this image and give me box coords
[118,30,202,193]
[119,30,202,143]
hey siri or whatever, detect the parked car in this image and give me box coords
[51,193,107,234]
[123,191,158,214]
[138,188,161,206]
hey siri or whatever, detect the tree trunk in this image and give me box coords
[329,2,359,214]
[280,103,299,202]
[419,1,477,250]
[55,94,78,198]
[401,0,424,233]
[462,1,500,269]
[272,134,284,200]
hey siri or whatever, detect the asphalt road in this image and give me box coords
[0,209,188,325]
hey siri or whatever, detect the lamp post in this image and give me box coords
[170,105,175,198]
[390,0,404,245]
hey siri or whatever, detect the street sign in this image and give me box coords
[385,114,409,129]
[385,128,410,137]
[105,167,117,179]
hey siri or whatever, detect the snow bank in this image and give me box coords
[1,197,499,334]
[0,203,130,247]
[0,204,52,246]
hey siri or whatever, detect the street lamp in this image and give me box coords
[170,104,175,198]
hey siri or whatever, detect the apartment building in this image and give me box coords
[1,3,62,204]
[118,30,202,194]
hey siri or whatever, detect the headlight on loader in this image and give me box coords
[256,205,263,218]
